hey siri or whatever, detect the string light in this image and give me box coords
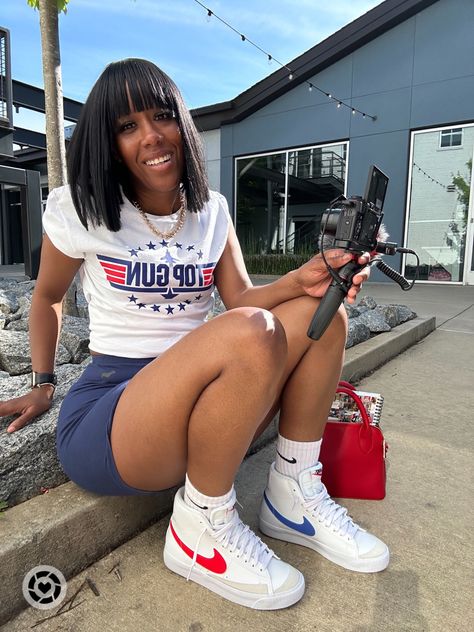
[193,0,377,121]
[413,162,448,189]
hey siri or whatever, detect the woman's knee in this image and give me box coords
[220,306,288,366]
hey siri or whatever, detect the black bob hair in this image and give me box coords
[67,58,209,231]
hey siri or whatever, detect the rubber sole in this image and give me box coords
[259,518,390,573]
[163,547,305,610]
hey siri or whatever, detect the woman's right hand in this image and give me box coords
[0,386,55,434]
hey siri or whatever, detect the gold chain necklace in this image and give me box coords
[132,191,186,240]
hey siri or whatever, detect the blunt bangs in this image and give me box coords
[67,58,209,232]
[103,60,179,132]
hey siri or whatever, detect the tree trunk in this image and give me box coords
[38,0,67,189]
[38,0,78,315]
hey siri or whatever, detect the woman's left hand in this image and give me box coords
[292,249,372,304]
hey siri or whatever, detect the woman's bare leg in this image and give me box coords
[109,307,287,495]
[251,295,347,442]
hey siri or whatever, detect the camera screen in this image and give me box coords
[364,166,389,211]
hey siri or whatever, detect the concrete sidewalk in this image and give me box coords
[2,283,473,631]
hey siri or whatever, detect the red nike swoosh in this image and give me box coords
[169,520,227,574]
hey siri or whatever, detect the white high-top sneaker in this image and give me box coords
[259,463,389,573]
[163,487,305,610]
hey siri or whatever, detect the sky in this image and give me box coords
[1,0,382,133]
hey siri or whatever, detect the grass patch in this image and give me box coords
[244,254,309,275]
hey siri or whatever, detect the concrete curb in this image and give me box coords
[0,316,435,626]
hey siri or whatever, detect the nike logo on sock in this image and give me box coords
[263,492,316,536]
[187,495,208,510]
[169,520,227,574]
[276,450,297,464]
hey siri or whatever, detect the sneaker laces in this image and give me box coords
[214,510,274,571]
[185,507,274,580]
[304,484,359,539]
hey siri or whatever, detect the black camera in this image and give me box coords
[321,165,388,253]
[307,165,418,340]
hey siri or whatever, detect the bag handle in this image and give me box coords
[335,386,377,454]
[335,386,372,429]
[337,380,355,391]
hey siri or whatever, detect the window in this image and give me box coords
[235,142,347,255]
[440,128,463,148]
[405,125,473,282]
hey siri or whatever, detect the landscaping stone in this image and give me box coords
[346,319,371,347]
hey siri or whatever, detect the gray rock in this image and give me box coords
[356,309,391,333]
[60,315,91,363]
[0,289,19,315]
[358,296,377,309]
[5,319,28,332]
[344,304,360,319]
[393,304,417,323]
[16,294,32,318]
[0,363,86,507]
[374,304,400,328]
[76,286,89,319]
[345,319,371,348]
[356,305,370,314]
[0,330,72,375]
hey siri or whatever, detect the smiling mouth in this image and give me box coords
[145,154,171,166]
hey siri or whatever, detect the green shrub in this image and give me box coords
[243,253,310,275]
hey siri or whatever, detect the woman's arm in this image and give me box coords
[214,222,371,310]
[0,235,83,433]
[29,235,84,373]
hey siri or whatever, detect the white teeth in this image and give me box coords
[145,155,171,166]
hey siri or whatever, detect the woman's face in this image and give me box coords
[115,106,184,211]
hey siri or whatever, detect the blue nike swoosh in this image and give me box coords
[263,492,316,536]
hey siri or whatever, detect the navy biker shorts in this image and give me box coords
[56,354,163,496]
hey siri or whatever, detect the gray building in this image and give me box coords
[194,0,474,284]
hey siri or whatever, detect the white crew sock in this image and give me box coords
[275,434,322,480]
[184,473,235,521]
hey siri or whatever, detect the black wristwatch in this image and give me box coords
[31,372,57,390]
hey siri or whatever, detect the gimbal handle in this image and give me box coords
[307,260,364,340]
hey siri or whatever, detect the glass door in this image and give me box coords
[464,142,474,284]
[404,124,474,283]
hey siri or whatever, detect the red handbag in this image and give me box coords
[320,381,388,500]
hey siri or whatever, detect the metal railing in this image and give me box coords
[288,150,345,182]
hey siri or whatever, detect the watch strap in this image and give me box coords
[31,372,57,388]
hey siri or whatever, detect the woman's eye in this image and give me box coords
[118,121,134,133]
[155,111,175,121]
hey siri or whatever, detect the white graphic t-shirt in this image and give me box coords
[42,186,230,358]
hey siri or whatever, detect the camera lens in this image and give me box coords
[321,208,340,235]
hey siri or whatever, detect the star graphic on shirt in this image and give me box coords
[151,304,160,312]
[184,299,192,305]
[128,295,138,303]
[166,305,175,315]
[175,243,183,249]
[147,241,156,250]
[159,239,169,248]
[186,244,195,251]
[178,303,186,311]
[195,294,202,301]
[137,303,146,309]
[197,250,204,259]
[129,248,139,257]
